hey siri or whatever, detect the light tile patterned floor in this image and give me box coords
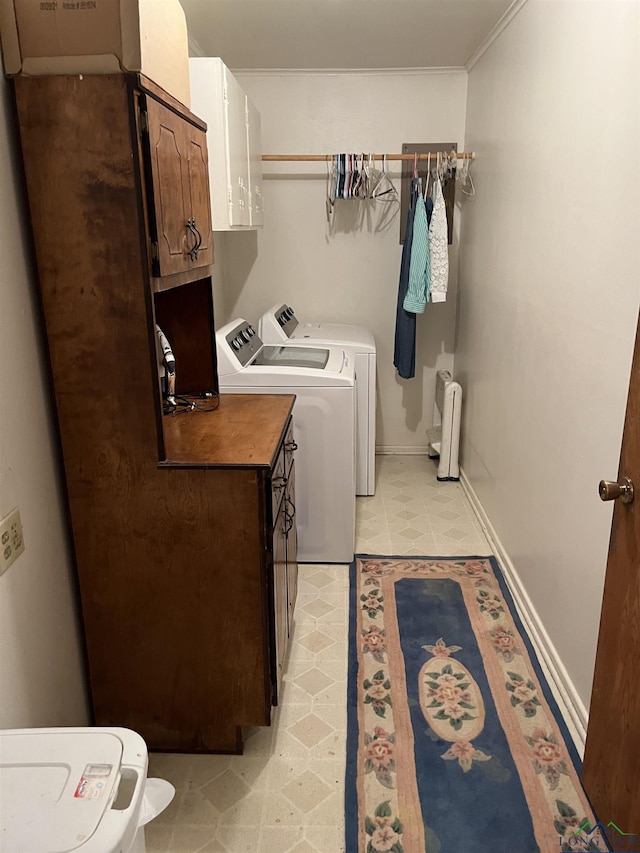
[146,455,492,853]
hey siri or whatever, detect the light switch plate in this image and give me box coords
[0,507,25,575]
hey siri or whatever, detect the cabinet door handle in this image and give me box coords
[284,500,296,534]
[192,219,202,252]
[186,218,199,261]
[273,476,288,489]
[285,497,296,521]
[285,440,298,452]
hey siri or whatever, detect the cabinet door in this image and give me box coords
[285,462,298,635]
[246,97,264,227]
[273,502,288,703]
[185,127,214,266]
[223,67,250,226]
[144,98,213,275]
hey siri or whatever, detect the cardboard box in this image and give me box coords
[0,0,191,107]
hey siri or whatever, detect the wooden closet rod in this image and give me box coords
[262,152,475,162]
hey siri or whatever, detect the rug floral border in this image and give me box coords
[346,555,605,853]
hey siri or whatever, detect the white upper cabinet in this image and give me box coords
[223,66,250,227]
[246,98,264,227]
[189,57,264,231]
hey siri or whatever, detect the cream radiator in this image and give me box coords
[427,369,462,481]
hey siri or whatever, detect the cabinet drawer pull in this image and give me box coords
[285,440,298,452]
[273,476,288,489]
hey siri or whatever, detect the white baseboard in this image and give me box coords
[460,468,588,757]
[376,446,428,455]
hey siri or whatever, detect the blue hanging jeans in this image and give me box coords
[394,180,419,379]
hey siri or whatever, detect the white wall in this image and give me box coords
[457,0,640,708]
[0,76,89,727]
[217,71,468,450]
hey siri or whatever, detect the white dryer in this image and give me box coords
[259,304,377,496]
[216,319,356,564]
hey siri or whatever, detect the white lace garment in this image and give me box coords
[428,177,449,303]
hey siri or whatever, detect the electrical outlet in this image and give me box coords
[0,507,25,576]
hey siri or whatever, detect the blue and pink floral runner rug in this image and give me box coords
[345,555,606,853]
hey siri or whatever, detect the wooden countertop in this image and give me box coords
[160,393,295,468]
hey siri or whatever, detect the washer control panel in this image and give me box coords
[225,321,262,367]
[274,304,298,337]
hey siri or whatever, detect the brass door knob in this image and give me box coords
[599,477,634,504]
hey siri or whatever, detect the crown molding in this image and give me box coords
[230,66,468,78]
[188,35,206,58]
[465,0,529,71]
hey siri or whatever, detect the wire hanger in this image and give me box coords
[457,152,476,197]
[371,154,398,203]
[423,152,431,199]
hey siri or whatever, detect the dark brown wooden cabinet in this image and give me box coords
[13,72,296,754]
[270,420,299,696]
[161,402,297,748]
[285,463,299,631]
[272,492,289,695]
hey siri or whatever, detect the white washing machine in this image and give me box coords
[258,304,377,496]
[216,318,356,563]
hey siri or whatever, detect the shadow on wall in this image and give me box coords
[216,230,258,322]
[395,304,455,433]
[263,171,402,238]
[326,198,401,239]
[397,370,424,433]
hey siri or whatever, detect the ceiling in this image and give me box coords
[180,0,517,71]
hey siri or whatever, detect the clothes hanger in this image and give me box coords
[373,154,399,203]
[457,154,476,197]
[423,152,431,199]
[365,153,382,199]
[412,152,421,197]
[356,153,367,198]
[326,155,335,220]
